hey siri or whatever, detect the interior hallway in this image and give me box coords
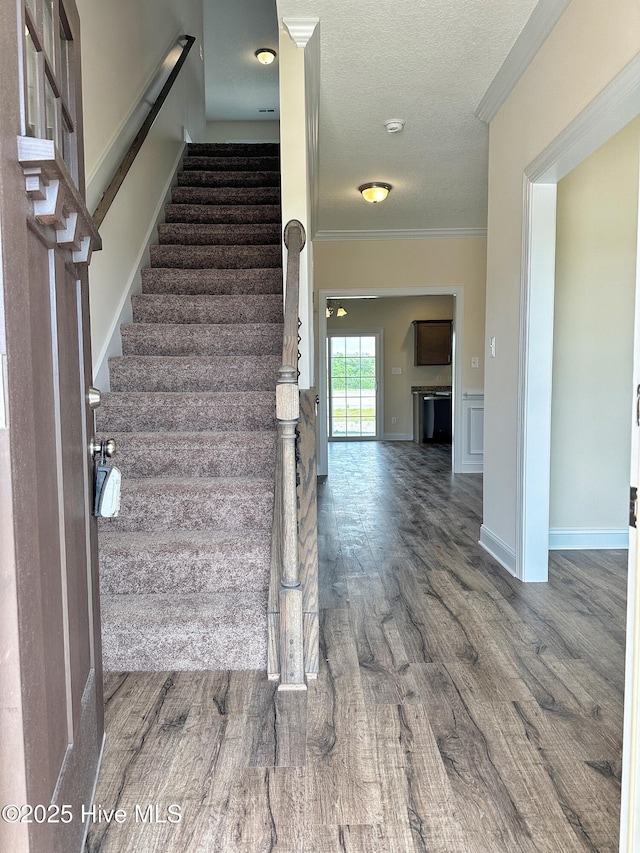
[85,441,626,852]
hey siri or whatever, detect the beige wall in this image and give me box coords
[205,120,280,142]
[550,119,639,532]
[327,296,454,437]
[484,0,640,551]
[77,0,206,386]
[314,238,487,389]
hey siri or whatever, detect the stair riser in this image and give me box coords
[131,295,282,325]
[100,592,268,670]
[178,170,280,188]
[111,434,276,478]
[98,481,274,533]
[108,356,280,393]
[187,142,279,157]
[182,156,280,172]
[158,223,281,246]
[150,244,281,269]
[164,204,281,224]
[171,186,280,205]
[97,393,276,433]
[99,536,270,595]
[121,324,282,357]
[141,268,282,295]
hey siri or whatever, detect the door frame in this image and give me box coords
[516,55,640,849]
[317,286,465,476]
[327,328,383,441]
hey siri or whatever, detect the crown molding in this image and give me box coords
[283,17,319,48]
[313,227,487,241]
[475,0,572,124]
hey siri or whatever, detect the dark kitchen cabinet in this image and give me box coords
[413,320,452,366]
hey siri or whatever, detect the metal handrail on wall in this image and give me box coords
[272,219,307,689]
[92,34,196,229]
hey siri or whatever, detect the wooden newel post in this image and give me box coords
[269,219,307,689]
[276,365,305,688]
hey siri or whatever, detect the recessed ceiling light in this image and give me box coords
[359,182,392,203]
[255,48,276,65]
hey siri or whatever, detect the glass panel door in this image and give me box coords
[328,333,379,439]
[22,0,78,181]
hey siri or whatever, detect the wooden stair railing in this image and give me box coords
[92,34,196,230]
[268,219,311,690]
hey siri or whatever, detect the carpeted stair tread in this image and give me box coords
[109,354,280,392]
[108,430,276,478]
[99,139,283,672]
[182,155,280,172]
[99,530,270,595]
[98,476,274,533]
[187,142,279,157]
[97,391,276,432]
[131,294,283,325]
[100,591,267,671]
[150,244,281,269]
[158,222,281,246]
[122,322,283,356]
[171,186,280,206]
[141,267,282,295]
[164,203,281,224]
[177,170,280,188]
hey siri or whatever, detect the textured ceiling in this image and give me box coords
[204,0,541,235]
[204,0,280,121]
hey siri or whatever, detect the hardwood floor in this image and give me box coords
[86,440,626,852]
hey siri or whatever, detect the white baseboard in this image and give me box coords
[460,461,483,473]
[549,527,629,550]
[479,524,517,576]
[383,433,413,441]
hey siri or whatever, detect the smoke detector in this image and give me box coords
[384,118,405,134]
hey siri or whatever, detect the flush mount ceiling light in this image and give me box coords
[255,48,276,65]
[359,182,392,203]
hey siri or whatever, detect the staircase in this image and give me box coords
[96,142,283,671]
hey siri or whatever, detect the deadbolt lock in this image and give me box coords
[87,386,102,410]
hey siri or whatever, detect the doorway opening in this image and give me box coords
[318,286,466,477]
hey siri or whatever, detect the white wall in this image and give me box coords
[484,0,640,553]
[205,120,280,142]
[277,18,319,390]
[314,238,487,391]
[550,119,639,538]
[77,0,206,387]
[326,296,454,438]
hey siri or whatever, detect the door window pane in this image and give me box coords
[45,77,58,142]
[25,28,40,137]
[43,0,55,70]
[329,334,378,439]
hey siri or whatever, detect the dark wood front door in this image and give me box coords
[0,1,103,851]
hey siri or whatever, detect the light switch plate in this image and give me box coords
[471,356,479,369]
[391,367,402,375]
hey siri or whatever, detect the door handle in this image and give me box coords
[89,437,116,458]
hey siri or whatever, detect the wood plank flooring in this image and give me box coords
[86,440,626,852]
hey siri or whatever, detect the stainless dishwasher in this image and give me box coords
[412,392,452,444]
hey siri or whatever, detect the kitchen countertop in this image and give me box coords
[411,385,452,393]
